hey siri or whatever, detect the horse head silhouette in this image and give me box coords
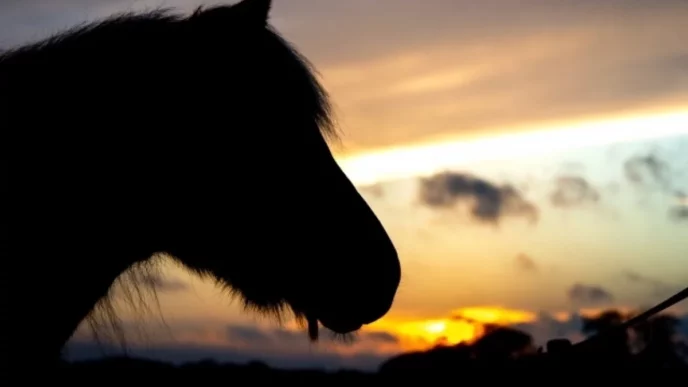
[2,0,400,363]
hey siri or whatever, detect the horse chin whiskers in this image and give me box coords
[220,285,293,325]
[240,298,293,324]
[328,330,357,345]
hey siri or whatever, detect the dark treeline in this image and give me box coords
[60,309,687,374]
[381,310,687,372]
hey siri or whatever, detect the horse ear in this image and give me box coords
[233,0,272,25]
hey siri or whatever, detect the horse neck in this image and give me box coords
[14,248,139,364]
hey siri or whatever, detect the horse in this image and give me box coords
[1,0,401,366]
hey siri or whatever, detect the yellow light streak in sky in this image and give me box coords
[337,110,688,186]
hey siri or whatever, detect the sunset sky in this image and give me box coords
[3,0,687,371]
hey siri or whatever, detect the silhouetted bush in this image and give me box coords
[380,309,687,373]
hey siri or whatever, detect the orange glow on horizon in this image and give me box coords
[365,306,538,351]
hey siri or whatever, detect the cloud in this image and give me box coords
[623,270,683,298]
[621,152,688,220]
[3,1,686,153]
[514,253,537,272]
[418,172,538,225]
[669,191,688,222]
[623,153,673,191]
[670,206,688,222]
[621,149,688,220]
[567,283,615,304]
[225,324,399,349]
[550,175,600,208]
[366,331,399,344]
[511,312,585,346]
[298,1,688,151]
[226,325,277,345]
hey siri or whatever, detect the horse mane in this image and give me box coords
[85,255,170,350]
[0,5,339,143]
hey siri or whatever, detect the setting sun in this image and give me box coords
[424,321,447,334]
